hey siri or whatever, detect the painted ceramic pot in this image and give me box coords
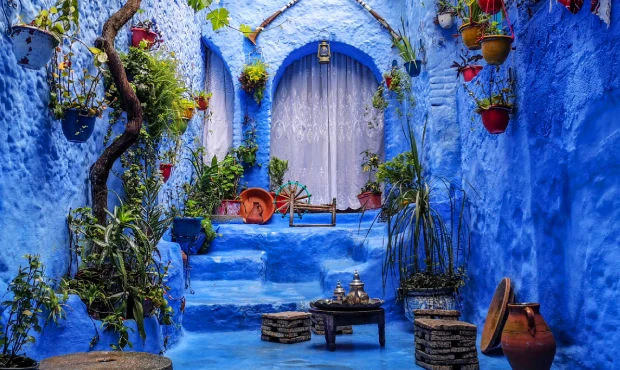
[403,288,456,323]
[501,303,556,370]
[217,200,242,216]
[478,0,503,14]
[462,65,483,82]
[172,217,203,239]
[437,12,456,28]
[62,109,97,143]
[481,35,513,65]
[404,60,422,77]
[480,105,511,134]
[459,23,484,50]
[358,192,382,210]
[195,96,210,111]
[160,163,173,183]
[182,107,195,121]
[131,27,157,49]
[11,25,60,70]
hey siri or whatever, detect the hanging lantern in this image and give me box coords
[318,40,331,64]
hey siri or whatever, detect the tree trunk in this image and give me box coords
[90,0,143,225]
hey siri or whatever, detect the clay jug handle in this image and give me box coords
[257,203,263,214]
[525,307,536,337]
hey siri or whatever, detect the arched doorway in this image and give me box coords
[203,47,234,161]
[271,52,384,209]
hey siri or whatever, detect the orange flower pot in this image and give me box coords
[459,23,484,50]
[481,35,514,65]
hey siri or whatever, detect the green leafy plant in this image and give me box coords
[370,66,413,125]
[195,91,213,100]
[16,0,79,39]
[48,40,108,120]
[268,157,289,192]
[239,60,269,105]
[218,153,245,200]
[465,66,516,113]
[455,0,484,24]
[437,0,456,14]
[106,43,188,143]
[360,150,382,195]
[236,125,259,166]
[377,119,471,297]
[393,20,418,64]
[0,255,66,368]
[483,20,509,36]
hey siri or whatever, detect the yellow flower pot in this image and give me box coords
[459,23,484,50]
[481,35,514,65]
[182,107,195,121]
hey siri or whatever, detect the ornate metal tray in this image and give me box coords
[310,299,384,311]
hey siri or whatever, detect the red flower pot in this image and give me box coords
[477,0,504,14]
[358,192,382,210]
[195,97,210,111]
[131,27,157,49]
[270,192,288,214]
[462,65,483,82]
[160,163,173,183]
[385,76,393,90]
[480,105,511,134]
[217,200,242,216]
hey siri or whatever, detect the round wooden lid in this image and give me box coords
[480,277,515,354]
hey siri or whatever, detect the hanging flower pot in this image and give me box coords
[358,192,382,210]
[404,60,422,77]
[172,217,204,239]
[160,163,173,183]
[61,109,97,143]
[459,23,484,50]
[194,97,210,111]
[217,200,242,216]
[131,27,158,49]
[182,107,195,121]
[10,25,60,70]
[437,12,456,28]
[385,76,393,89]
[478,0,504,14]
[481,35,513,65]
[479,105,511,134]
[462,65,484,82]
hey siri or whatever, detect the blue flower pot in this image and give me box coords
[404,60,422,77]
[173,217,204,239]
[11,25,60,70]
[62,109,96,143]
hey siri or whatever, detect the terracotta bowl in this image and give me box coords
[239,188,275,224]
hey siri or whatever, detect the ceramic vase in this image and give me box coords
[501,303,556,370]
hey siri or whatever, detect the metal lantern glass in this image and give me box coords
[318,40,331,64]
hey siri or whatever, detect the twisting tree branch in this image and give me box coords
[90,0,143,225]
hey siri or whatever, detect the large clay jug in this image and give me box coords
[246,202,264,224]
[501,303,556,370]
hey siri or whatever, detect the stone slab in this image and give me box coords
[415,360,480,370]
[413,309,461,318]
[262,318,312,328]
[262,311,311,321]
[414,319,477,332]
[262,329,311,338]
[416,351,479,366]
[261,325,311,333]
[261,334,311,344]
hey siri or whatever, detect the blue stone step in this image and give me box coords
[183,280,324,332]
[188,250,265,281]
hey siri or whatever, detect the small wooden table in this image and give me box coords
[309,307,385,351]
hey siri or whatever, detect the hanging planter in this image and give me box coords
[61,109,97,143]
[180,98,196,121]
[479,105,511,134]
[10,25,60,70]
[437,12,456,28]
[478,0,503,14]
[462,65,484,82]
[130,20,161,49]
[459,23,484,50]
[194,92,212,111]
[404,60,422,77]
[160,163,173,183]
[481,35,513,65]
[182,108,195,120]
[385,76,393,89]
[239,58,269,105]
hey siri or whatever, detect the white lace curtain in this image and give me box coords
[271,53,384,210]
[203,48,234,161]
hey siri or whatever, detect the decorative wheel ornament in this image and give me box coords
[274,181,312,218]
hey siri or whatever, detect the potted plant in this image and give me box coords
[180,98,196,121]
[480,21,513,65]
[436,0,457,29]
[456,0,486,50]
[239,59,269,105]
[465,66,516,134]
[358,150,382,210]
[376,120,470,322]
[478,0,503,14]
[159,144,179,183]
[236,125,259,166]
[49,41,108,143]
[383,71,393,89]
[130,10,162,50]
[0,255,66,369]
[10,0,78,70]
[393,22,421,77]
[194,91,213,111]
[267,156,289,211]
[216,153,245,215]
[451,54,484,82]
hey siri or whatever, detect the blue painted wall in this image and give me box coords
[401,0,620,368]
